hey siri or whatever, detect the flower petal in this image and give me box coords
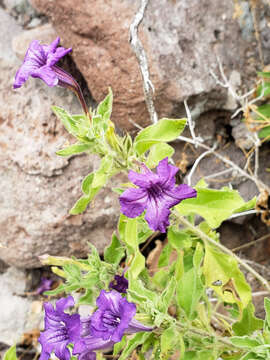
[157,157,179,187]
[24,40,46,66]
[127,318,154,333]
[78,336,114,352]
[163,184,197,207]
[55,341,71,360]
[31,65,58,87]
[96,290,122,313]
[43,37,60,56]
[109,274,128,293]
[78,351,96,360]
[111,298,136,342]
[55,295,75,313]
[145,196,170,233]
[13,60,39,88]
[47,47,72,66]
[128,168,158,188]
[119,188,147,218]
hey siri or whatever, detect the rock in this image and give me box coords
[12,23,57,60]
[0,12,119,268]
[0,7,21,62]
[0,267,43,346]
[231,121,255,150]
[3,0,45,27]
[30,0,262,131]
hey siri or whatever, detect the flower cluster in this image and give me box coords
[39,286,152,360]
[120,157,197,232]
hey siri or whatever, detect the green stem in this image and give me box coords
[176,214,270,292]
[175,321,237,349]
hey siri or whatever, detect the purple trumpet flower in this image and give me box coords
[89,290,152,343]
[120,157,197,232]
[39,296,81,360]
[13,37,89,117]
[109,274,129,294]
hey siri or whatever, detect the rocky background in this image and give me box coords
[0,0,270,357]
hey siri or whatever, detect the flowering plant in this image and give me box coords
[4,38,270,360]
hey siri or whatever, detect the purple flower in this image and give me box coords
[109,275,128,294]
[35,277,53,295]
[13,38,89,117]
[90,290,152,343]
[119,157,197,232]
[39,296,80,360]
[14,37,72,89]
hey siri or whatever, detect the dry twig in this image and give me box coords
[129,0,158,124]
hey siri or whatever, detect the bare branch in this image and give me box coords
[129,0,158,124]
[204,168,233,180]
[228,209,261,220]
[177,134,270,193]
[187,142,218,186]
[184,100,203,147]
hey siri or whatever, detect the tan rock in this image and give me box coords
[30,0,259,131]
[0,10,120,268]
[12,23,58,60]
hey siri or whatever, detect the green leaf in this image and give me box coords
[56,142,94,156]
[129,251,145,279]
[78,289,94,305]
[233,301,263,336]
[264,298,270,329]
[70,156,114,214]
[257,82,270,97]
[176,186,252,228]
[259,126,270,140]
[158,277,176,312]
[193,242,204,269]
[146,143,175,168]
[177,267,204,319]
[104,232,125,265]
[255,104,270,118]
[160,325,180,358]
[124,217,138,251]
[3,345,17,360]
[158,243,173,268]
[168,227,193,250]
[230,336,261,348]
[52,106,79,136]
[128,277,158,304]
[233,197,256,214]
[182,350,216,360]
[82,173,95,195]
[97,87,113,121]
[134,118,186,155]
[203,244,251,307]
[118,332,152,360]
[69,196,92,214]
[258,72,270,79]
[113,335,127,355]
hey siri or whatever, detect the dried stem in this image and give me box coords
[187,143,218,186]
[232,233,270,252]
[129,0,158,124]
[178,133,270,193]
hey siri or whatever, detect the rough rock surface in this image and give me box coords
[30,0,263,131]
[0,267,43,346]
[0,11,119,268]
